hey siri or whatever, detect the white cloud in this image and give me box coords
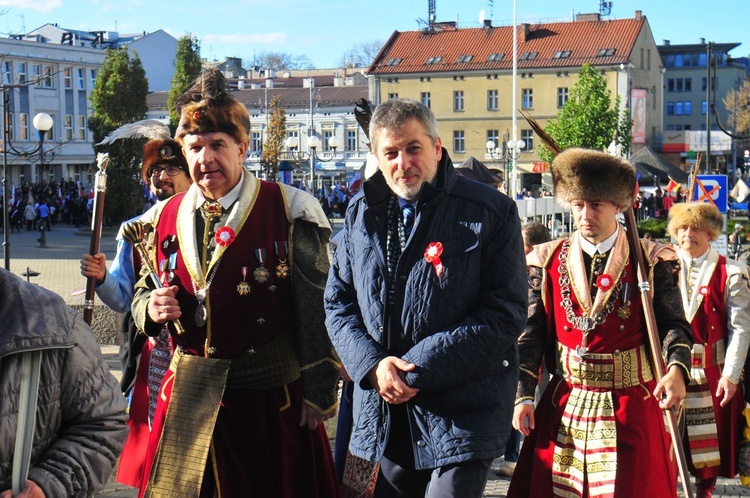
[202,32,287,46]
[0,0,62,12]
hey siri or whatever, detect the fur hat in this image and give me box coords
[551,148,636,210]
[174,67,250,146]
[141,139,189,183]
[666,202,723,241]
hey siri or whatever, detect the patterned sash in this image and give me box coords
[552,344,655,497]
[685,343,722,469]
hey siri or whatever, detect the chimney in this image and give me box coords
[483,19,492,29]
[237,77,245,90]
[635,10,642,20]
[265,78,274,89]
[700,37,705,45]
[521,23,530,42]
[663,39,670,46]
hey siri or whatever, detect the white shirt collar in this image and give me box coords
[194,174,244,211]
[678,247,709,268]
[579,226,619,257]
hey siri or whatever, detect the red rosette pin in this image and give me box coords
[699,285,710,298]
[424,242,444,277]
[215,226,236,247]
[596,274,614,292]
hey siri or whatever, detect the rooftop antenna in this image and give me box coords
[488,0,494,19]
[599,0,613,17]
[416,0,436,31]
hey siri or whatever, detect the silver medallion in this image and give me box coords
[195,303,207,327]
[574,345,589,360]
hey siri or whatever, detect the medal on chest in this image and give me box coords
[237,266,251,296]
[253,248,270,283]
[194,287,208,327]
[275,241,289,278]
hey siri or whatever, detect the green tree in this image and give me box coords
[262,95,286,180]
[88,48,149,225]
[539,63,631,163]
[167,35,202,130]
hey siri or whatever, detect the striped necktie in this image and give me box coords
[402,203,415,237]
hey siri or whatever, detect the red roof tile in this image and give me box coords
[369,17,646,74]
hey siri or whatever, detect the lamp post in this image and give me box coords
[284,134,342,195]
[2,89,54,270]
[486,131,525,197]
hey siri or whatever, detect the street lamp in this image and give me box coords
[2,90,54,270]
[486,131,525,197]
[284,134,342,195]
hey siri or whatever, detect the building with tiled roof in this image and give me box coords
[368,10,663,194]
[147,74,369,189]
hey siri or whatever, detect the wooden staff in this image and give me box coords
[623,206,694,498]
[83,153,109,325]
[121,220,186,335]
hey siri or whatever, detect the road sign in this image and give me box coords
[692,174,728,213]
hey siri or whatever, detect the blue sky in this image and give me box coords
[1,0,747,68]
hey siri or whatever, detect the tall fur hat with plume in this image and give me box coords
[519,110,635,210]
[666,202,723,241]
[174,67,250,146]
[95,119,188,184]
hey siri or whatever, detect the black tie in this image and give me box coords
[402,203,415,237]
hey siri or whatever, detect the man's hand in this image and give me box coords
[80,253,106,283]
[0,480,46,497]
[716,376,738,407]
[299,405,337,430]
[147,285,182,324]
[653,365,686,410]
[367,356,420,405]
[512,403,535,437]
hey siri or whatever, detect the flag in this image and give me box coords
[666,178,679,193]
[730,179,750,202]
[633,173,641,197]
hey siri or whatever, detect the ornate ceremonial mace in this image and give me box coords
[83,153,109,325]
[520,110,694,498]
[121,221,186,335]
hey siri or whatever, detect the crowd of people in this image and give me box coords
[6,78,750,498]
[1,179,96,233]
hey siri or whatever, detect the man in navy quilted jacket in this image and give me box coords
[325,98,528,497]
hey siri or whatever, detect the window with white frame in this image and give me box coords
[346,129,357,151]
[89,68,97,89]
[32,64,41,86]
[487,130,499,150]
[323,130,334,151]
[17,62,26,84]
[421,92,431,108]
[251,131,262,154]
[522,88,533,109]
[453,130,465,153]
[78,116,86,140]
[63,67,72,89]
[2,61,11,85]
[557,87,569,108]
[487,90,498,110]
[77,68,85,90]
[453,91,464,112]
[65,115,73,140]
[521,129,533,151]
[42,65,53,88]
[45,114,55,140]
[19,113,29,141]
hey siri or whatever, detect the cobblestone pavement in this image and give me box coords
[6,221,750,497]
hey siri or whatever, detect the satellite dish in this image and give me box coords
[479,9,486,23]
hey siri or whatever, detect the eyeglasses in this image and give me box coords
[148,165,183,178]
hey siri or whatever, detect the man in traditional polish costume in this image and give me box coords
[667,202,750,498]
[130,67,341,498]
[508,148,693,497]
